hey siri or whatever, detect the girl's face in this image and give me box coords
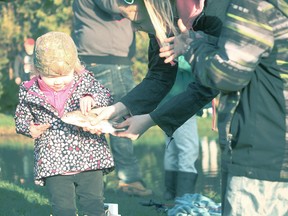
[41,70,74,92]
[119,0,155,34]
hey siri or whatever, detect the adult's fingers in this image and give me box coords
[116,130,140,141]
[159,43,174,53]
[159,49,175,59]
[163,36,175,44]
[113,119,140,140]
[164,55,176,64]
[178,19,188,34]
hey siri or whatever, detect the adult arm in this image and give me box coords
[82,34,177,133]
[120,34,178,115]
[150,82,219,136]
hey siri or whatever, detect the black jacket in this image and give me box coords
[121,14,221,136]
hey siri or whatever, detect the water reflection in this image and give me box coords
[197,137,221,199]
[0,136,221,198]
[0,141,34,186]
[201,137,219,177]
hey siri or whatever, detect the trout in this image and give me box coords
[61,110,125,134]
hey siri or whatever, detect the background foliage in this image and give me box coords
[0,0,149,114]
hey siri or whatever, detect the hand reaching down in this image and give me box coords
[112,114,156,140]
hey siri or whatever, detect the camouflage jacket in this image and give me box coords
[185,0,288,181]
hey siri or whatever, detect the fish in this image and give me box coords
[61,110,126,134]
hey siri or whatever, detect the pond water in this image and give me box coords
[0,135,221,200]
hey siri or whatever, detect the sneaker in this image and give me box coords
[118,181,153,196]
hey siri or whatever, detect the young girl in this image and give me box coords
[14,31,114,216]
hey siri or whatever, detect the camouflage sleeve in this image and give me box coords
[185,0,274,92]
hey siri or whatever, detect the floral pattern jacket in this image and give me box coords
[14,70,114,186]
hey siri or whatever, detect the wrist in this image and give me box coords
[146,114,156,128]
[114,102,129,116]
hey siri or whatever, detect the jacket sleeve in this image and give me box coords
[150,82,219,136]
[120,34,178,115]
[14,84,34,138]
[83,71,114,107]
[184,0,274,92]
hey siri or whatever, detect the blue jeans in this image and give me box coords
[164,116,199,173]
[86,64,142,183]
[45,171,104,216]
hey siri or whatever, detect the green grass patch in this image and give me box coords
[0,113,15,127]
[0,181,51,216]
[0,181,49,205]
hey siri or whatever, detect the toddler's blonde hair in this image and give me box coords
[33,31,83,76]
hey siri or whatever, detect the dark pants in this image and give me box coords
[45,170,104,216]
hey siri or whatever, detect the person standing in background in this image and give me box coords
[13,38,35,85]
[72,0,152,197]
[159,56,199,200]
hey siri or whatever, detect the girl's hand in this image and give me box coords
[80,95,96,115]
[29,122,50,139]
[159,19,193,63]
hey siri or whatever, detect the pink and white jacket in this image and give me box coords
[14,70,114,186]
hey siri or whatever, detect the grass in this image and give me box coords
[0,113,15,127]
[0,112,219,216]
[0,181,51,216]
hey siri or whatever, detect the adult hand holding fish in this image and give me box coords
[79,102,156,140]
[61,109,126,135]
[83,102,130,134]
[112,114,156,140]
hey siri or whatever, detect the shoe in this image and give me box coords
[118,181,153,196]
